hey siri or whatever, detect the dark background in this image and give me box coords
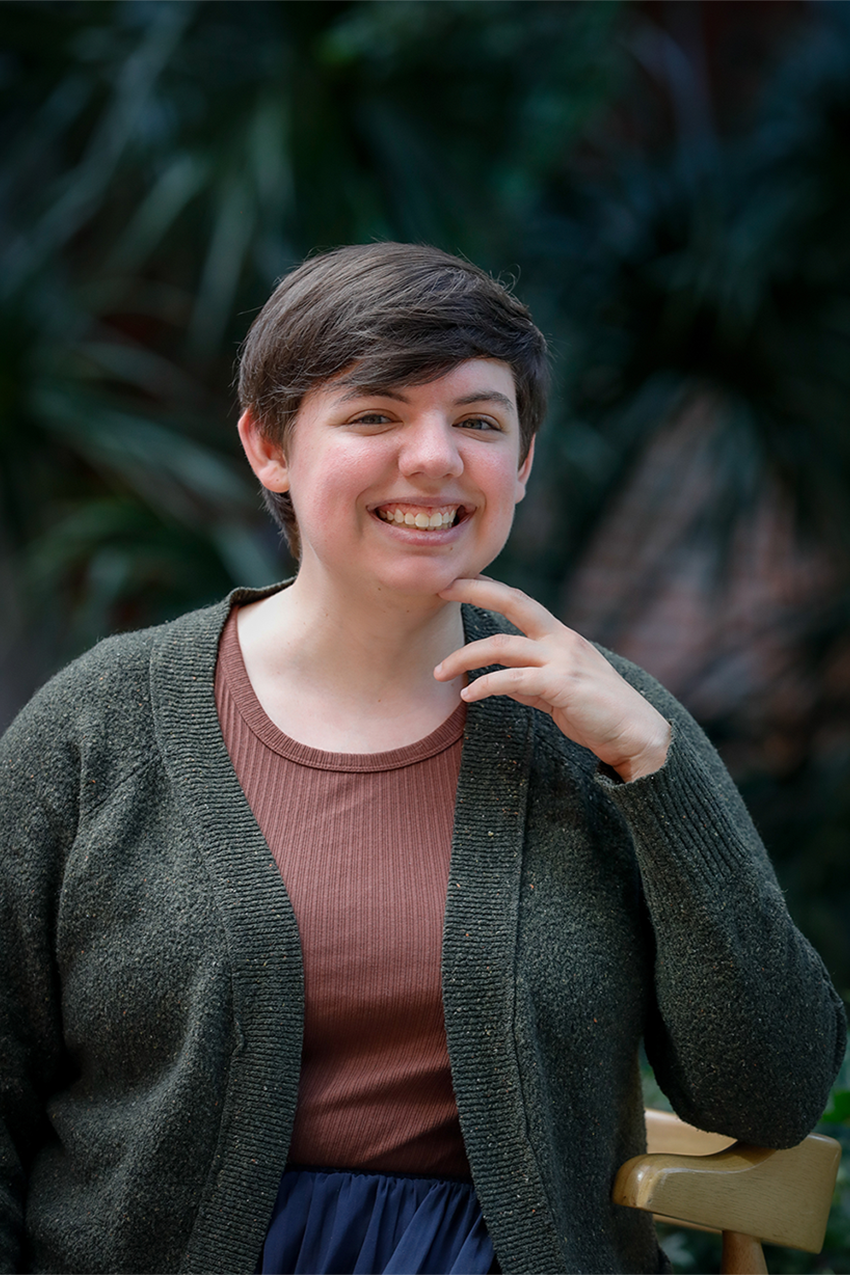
[1,0,850,984]
[0,0,846,984]
[6,0,850,994]
[3,3,850,1264]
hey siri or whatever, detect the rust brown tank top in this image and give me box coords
[214,609,470,1178]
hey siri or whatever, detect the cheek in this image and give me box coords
[288,445,390,523]
[477,453,525,511]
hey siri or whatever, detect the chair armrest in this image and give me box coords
[645,1108,736,1156]
[613,1133,840,1253]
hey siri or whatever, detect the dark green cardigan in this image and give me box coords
[0,587,845,1274]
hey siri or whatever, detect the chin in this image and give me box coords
[380,560,488,601]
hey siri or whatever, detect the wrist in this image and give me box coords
[613,720,672,783]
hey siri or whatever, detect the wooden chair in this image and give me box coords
[613,1109,842,1274]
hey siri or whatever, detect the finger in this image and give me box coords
[438,577,557,640]
[434,634,543,682]
[458,665,552,706]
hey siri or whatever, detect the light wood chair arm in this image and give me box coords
[645,1108,736,1156]
[613,1126,841,1271]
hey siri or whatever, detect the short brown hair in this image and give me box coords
[238,242,549,556]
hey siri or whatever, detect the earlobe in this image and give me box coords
[237,410,290,493]
[515,436,536,503]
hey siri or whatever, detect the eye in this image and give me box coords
[457,416,503,432]
[350,412,393,426]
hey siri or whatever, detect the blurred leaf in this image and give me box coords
[822,1090,850,1127]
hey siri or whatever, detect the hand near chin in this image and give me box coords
[434,577,672,783]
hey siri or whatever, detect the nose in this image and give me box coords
[398,414,464,479]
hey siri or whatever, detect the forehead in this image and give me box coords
[311,357,518,411]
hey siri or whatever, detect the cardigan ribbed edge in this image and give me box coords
[149,589,306,1274]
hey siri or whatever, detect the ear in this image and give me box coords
[514,435,535,504]
[237,410,290,492]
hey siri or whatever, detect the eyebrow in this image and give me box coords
[453,390,517,414]
[335,386,517,414]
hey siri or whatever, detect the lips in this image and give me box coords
[374,503,465,530]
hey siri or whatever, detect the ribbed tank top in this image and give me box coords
[214,609,471,1178]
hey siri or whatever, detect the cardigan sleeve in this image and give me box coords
[0,683,82,1273]
[596,657,846,1148]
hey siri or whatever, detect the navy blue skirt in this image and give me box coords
[258,1167,496,1274]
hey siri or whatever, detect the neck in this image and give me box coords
[236,570,468,751]
[286,570,464,689]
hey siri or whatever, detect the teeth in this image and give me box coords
[377,505,459,530]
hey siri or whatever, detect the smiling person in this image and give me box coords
[0,245,845,1275]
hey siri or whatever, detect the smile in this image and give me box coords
[375,504,462,530]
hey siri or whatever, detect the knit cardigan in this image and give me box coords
[0,585,845,1275]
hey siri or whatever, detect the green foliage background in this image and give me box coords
[1,0,621,700]
[3,2,850,1268]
